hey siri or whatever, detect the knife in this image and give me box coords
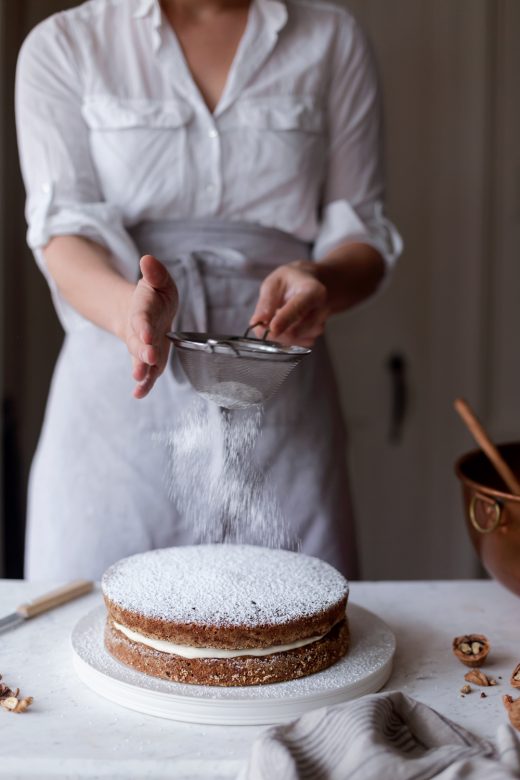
[0,579,94,634]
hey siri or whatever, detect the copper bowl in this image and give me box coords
[456,442,520,596]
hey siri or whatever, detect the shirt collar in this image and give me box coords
[256,0,288,34]
[133,0,287,32]
[133,0,288,56]
[133,0,163,52]
[133,0,162,24]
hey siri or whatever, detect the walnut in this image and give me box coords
[0,696,33,713]
[511,664,520,689]
[503,695,520,731]
[0,675,33,713]
[0,674,19,701]
[464,669,496,686]
[460,684,472,694]
[452,635,490,667]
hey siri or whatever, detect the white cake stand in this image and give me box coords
[71,603,395,725]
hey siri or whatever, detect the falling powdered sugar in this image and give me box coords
[199,381,263,410]
[160,399,293,548]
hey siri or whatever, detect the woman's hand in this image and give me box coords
[250,244,386,347]
[250,261,329,347]
[125,255,179,399]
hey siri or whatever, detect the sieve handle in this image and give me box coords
[244,323,271,341]
[207,338,240,356]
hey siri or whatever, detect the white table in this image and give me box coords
[0,579,518,779]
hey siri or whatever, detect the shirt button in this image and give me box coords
[208,129,218,139]
[41,183,51,194]
[205,183,215,193]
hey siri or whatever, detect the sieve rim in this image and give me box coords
[167,332,311,361]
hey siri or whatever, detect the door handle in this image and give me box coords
[386,352,408,444]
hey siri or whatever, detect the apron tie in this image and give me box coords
[165,247,250,382]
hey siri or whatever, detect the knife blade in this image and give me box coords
[0,580,93,634]
[0,612,24,634]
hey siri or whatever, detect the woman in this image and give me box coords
[16,0,401,580]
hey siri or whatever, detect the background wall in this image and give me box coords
[1,0,519,579]
[1,0,75,577]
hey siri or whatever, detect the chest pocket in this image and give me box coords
[81,96,193,217]
[81,96,193,130]
[231,97,325,191]
[235,97,323,133]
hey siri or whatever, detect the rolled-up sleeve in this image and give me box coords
[15,18,140,330]
[313,15,402,268]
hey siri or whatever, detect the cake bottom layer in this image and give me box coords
[104,618,350,687]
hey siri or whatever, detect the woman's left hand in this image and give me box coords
[250,261,329,347]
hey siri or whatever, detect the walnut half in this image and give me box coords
[510,664,520,689]
[464,669,497,687]
[0,674,33,714]
[504,695,520,731]
[452,634,490,667]
[0,696,33,713]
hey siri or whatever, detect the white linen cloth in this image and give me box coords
[16,0,401,331]
[241,692,520,780]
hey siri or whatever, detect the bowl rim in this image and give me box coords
[455,441,520,503]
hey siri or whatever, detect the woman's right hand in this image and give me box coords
[124,254,179,399]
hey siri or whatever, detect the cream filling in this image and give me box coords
[113,621,325,659]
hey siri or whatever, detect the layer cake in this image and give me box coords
[102,544,349,686]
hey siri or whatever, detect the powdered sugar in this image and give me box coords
[102,544,348,627]
[199,381,263,410]
[159,400,292,548]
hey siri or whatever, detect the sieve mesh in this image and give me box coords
[168,332,311,410]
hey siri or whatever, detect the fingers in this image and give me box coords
[269,293,309,336]
[250,273,283,329]
[132,356,147,382]
[250,264,328,344]
[269,285,326,339]
[274,313,326,347]
[130,307,155,346]
[125,258,178,400]
[133,364,161,399]
[127,330,157,366]
[140,255,178,304]
[132,337,170,398]
[140,254,169,289]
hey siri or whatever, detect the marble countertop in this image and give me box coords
[0,579,518,779]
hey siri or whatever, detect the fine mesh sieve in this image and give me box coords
[167,331,311,410]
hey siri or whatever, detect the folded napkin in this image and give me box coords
[240,692,520,780]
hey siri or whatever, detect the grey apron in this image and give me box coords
[25,220,358,580]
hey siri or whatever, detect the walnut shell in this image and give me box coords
[511,664,520,689]
[452,634,490,667]
[464,669,496,686]
[503,695,520,731]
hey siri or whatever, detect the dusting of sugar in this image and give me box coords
[157,400,292,548]
[102,544,348,627]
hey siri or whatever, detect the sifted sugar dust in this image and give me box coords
[161,399,293,548]
[199,381,263,410]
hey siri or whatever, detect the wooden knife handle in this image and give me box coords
[16,580,94,619]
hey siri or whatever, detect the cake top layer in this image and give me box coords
[102,544,348,628]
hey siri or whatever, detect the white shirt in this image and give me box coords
[16,0,401,326]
